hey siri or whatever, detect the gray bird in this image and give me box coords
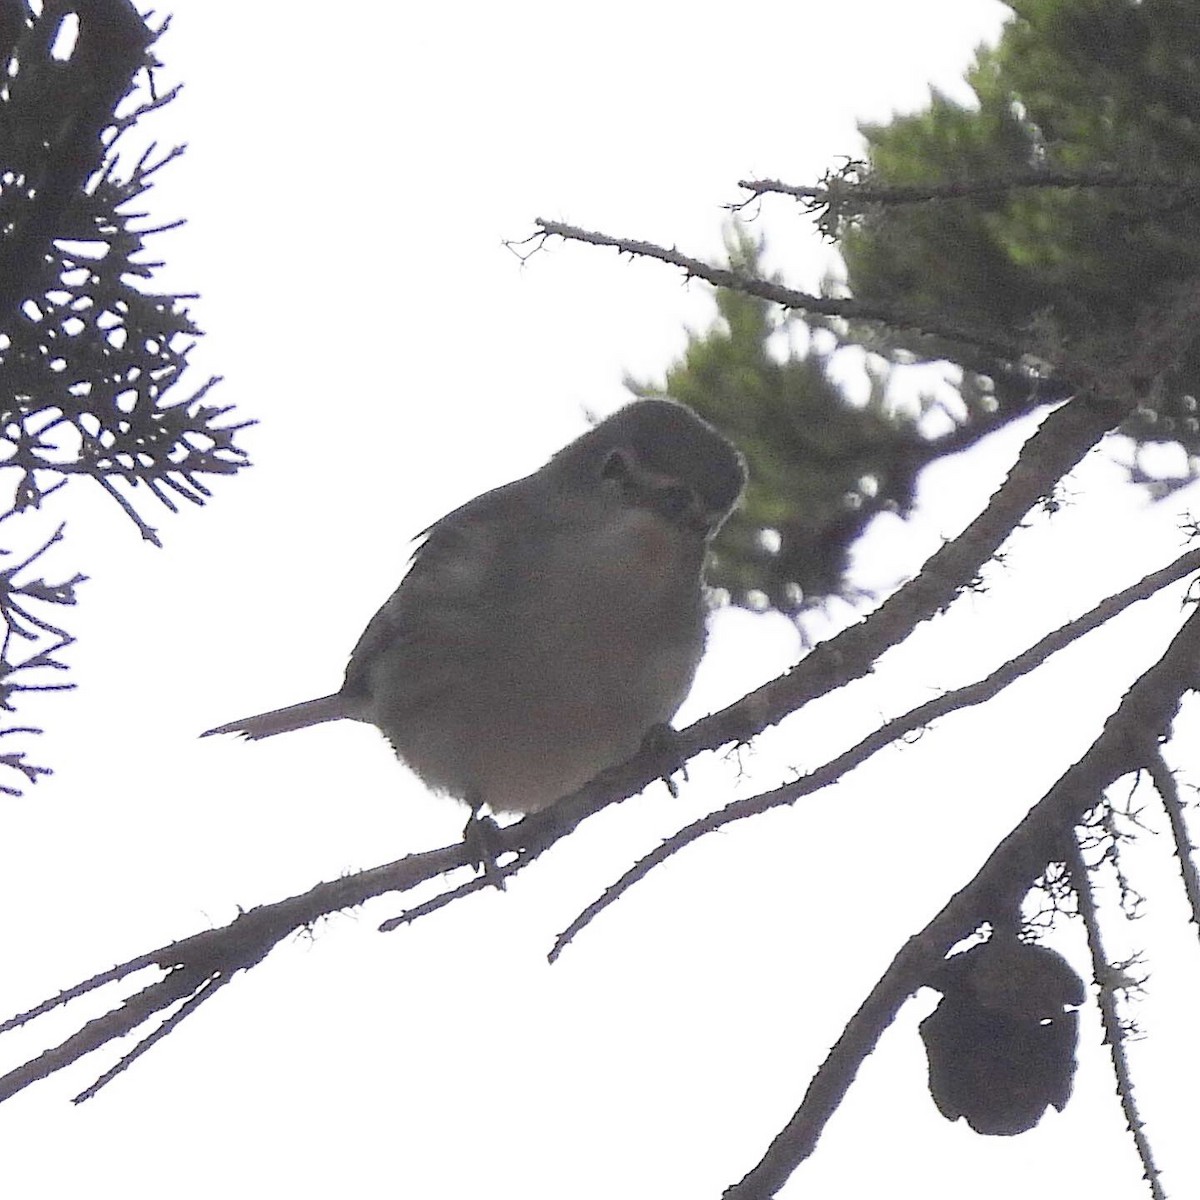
[203,398,746,822]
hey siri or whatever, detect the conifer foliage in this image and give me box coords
[0,0,248,791]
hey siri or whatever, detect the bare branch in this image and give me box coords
[0,845,464,1101]
[1147,751,1200,946]
[736,168,1200,211]
[1066,833,1167,1200]
[71,972,234,1104]
[111,83,184,133]
[530,218,1034,369]
[378,873,501,932]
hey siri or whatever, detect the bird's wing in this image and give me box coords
[341,478,535,701]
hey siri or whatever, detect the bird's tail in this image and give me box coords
[201,693,347,741]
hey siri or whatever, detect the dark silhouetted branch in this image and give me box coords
[525,219,1035,371]
[1066,833,1166,1200]
[1148,750,1200,948]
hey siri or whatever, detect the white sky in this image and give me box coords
[2,1,1198,1197]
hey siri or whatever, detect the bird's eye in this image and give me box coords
[601,449,632,482]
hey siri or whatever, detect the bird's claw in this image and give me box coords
[463,808,506,890]
[640,722,689,798]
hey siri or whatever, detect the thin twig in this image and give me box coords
[0,847,465,1101]
[735,169,1200,209]
[71,971,234,1103]
[91,474,161,546]
[1066,833,1167,1200]
[0,949,165,1034]
[529,219,1034,368]
[377,860,536,932]
[1146,751,1200,944]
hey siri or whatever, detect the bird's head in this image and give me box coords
[556,399,746,538]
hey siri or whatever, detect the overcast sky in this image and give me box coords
[2,2,1198,1197]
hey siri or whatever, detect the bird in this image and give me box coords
[203,398,746,828]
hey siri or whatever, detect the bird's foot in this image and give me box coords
[640,722,689,798]
[463,807,507,890]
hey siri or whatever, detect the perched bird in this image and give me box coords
[203,399,746,822]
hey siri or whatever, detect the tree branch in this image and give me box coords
[735,168,1200,212]
[721,597,1200,1200]
[527,219,1036,370]
[1066,832,1166,1200]
[0,846,464,1101]
[1147,750,1200,947]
